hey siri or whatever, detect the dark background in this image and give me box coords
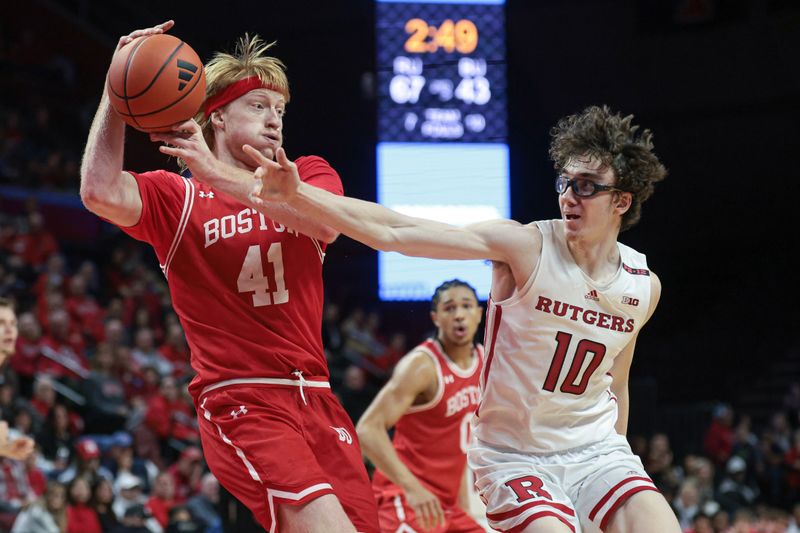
[5,0,800,427]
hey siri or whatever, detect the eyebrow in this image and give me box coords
[561,170,603,180]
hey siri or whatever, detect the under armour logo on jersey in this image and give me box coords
[443,375,455,385]
[330,426,353,445]
[198,191,215,199]
[231,405,248,418]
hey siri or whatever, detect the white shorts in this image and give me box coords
[468,433,658,532]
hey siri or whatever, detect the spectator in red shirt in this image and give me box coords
[784,429,800,502]
[145,471,176,528]
[66,476,102,533]
[158,323,191,378]
[29,375,56,420]
[38,309,89,381]
[143,377,198,447]
[167,447,203,503]
[64,274,104,342]
[704,402,734,469]
[9,212,58,270]
[10,312,42,395]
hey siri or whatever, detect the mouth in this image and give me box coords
[564,214,581,221]
[453,325,467,336]
[262,132,281,144]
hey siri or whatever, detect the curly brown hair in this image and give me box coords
[549,105,667,231]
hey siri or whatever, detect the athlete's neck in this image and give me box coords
[566,233,621,284]
[437,337,474,369]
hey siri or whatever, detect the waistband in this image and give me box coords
[199,375,330,399]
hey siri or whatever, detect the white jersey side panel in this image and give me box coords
[473,219,652,453]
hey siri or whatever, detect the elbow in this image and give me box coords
[79,181,102,213]
[355,418,378,449]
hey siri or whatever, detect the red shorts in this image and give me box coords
[375,486,485,533]
[197,382,379,533]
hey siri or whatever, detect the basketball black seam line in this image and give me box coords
[120,38,149,129]
[124,41,186,100]
[118,65,205,130]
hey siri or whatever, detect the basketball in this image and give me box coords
[107,34,206,132]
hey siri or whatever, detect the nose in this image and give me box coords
[265,108,282,130]
[560,185,579,204]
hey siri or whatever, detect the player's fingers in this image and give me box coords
[432,500,445,527]
[156,20,175,32]
[159,145,182,158]
[171,119,199,134]
[421,502,436,531]
[276,147,292,169]
[242,144,267,165]
[243,145,281,171]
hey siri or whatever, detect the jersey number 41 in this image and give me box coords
[237,243,289,307]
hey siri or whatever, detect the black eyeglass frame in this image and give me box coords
[555,176,627,198]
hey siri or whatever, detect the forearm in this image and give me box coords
[358,423,421,492]
[202,162,338,242]
[80,91,126,203]
[291,181,476,259]
[614,385,630,435]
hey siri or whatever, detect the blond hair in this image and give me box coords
[192,34,290,157]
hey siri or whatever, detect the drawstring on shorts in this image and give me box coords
[292,370,308,405]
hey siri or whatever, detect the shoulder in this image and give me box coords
[293,155,342,194]
[645,270,661,321]
[391,347,439,389]
[294,155,334,174]
[129,169,185,185]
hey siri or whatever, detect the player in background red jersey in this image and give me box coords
[358,280,486,533]
[0,298,35,460]
[79,21,378,533]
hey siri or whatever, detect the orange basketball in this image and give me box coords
[107,34,206,133]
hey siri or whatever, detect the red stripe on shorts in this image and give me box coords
[502,510,576,533]
[599,485,659,530]
[487,499,575,521]
[588,476,655,520]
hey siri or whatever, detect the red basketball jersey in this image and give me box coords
[372,339,483,508]
[119,156,341,399]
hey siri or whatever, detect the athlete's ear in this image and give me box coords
[430,310,439,329]
[615,192,632,214]
[210,110,224,129]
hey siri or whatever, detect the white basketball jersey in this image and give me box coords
[473,219,652,453]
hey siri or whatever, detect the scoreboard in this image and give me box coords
[376,0,508,301]
[377,0,507,143]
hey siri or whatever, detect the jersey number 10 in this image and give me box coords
[542,331,606,395]
[237,244,289,307]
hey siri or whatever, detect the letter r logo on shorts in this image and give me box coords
[505,475,553,502]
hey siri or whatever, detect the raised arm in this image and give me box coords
[79,21,174,227]
[610,272,662,435]
[356,351,445,530]
[246,146,531,265]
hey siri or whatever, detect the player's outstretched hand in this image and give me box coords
[405,481,445,531]
[116,20,174,52]
[151,119,216,181]
[244,146,301,205]
[0,421,34,461]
